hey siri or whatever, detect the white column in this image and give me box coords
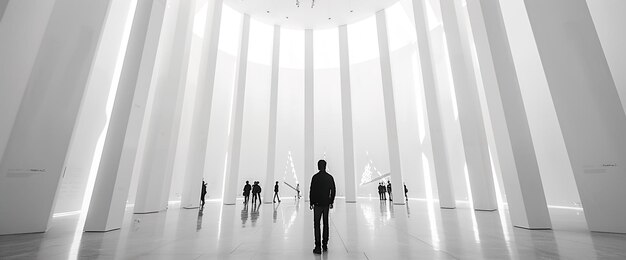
[223,14,250,205]
[411,0,456,209]
[264,25,281,204]
[134,0,196,213]
[586,0,626,115]
[0,0,112,235]
[180,0,223,209]
[523,0,626,233]
[439,0,497,211]
[465,0,550,229]
[0,0,56,164]
[338,25,357,203]
[376,10,405,205]
[84,0,167,231]
[55,0,137,215]
[304,29,314,202]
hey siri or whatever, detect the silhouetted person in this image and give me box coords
[404,183,408,201]
[387,180,393,202]
[243,181,251,204]
[200,180,207,207]
[252,181,262,204]
[378,182,383,200]
[382,183,387,200]
[310,160,336,254]
[273,181,281,203]
[296,183,301,199]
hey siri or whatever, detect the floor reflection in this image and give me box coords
[250,203,260,227]
[2,199,625,259]
[241,203,249,227]
[197,208,204,231]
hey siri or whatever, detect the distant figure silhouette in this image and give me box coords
[243,181,252,204]
[381,182,387,200]
[387,180,393,202]
[310,160,336,254]
[404,183,408,201]
[296,183,301,199]
[274,181,281,203]
[252,181,262,204]
[200,180,207,207]
[378,182,383,200]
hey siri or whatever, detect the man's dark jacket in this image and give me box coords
[309,171,336,207]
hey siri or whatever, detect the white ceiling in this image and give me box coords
[223,0,401,30]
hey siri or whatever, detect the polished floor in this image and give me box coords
[1,198,625,259]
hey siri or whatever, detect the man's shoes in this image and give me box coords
[322,244,328,251]
[313,247,322,254]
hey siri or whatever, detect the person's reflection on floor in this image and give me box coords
[250,202,260,227]
[295,198,300,213]
[380,198,386,216]
[273,202,279,223]
[196,208,203,231]
[405,201,411,218]
[241,203,249,227]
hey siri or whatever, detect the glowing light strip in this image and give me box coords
[53,211,82,218]
[463,163,481,243]
[548,205,583,211]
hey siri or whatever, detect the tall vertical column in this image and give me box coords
[412,0,456,209]
[0,0,57,164]
[338,25,357,203]
[376,10,405,205]
[0,0,112,235]
[134,0,196,213]
[55,0,137,215]
[180,0,223,209]
[304,29,314,202]
[523,0,626,233]
[439,0,497,211]
[264,25,281,204]
[222,14,250,205]
[465,0,550,228]
[84,0,167,231]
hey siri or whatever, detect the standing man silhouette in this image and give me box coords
[387,180,393,202]
[309,160,336,254]
[296,183,301,199]
[381,182,387,200]
[243,181,251,204]
[273,181,281,203]
[254,181,262,204]
[404,183,408,201]
[251,181,258,204]
[200,180,207,207]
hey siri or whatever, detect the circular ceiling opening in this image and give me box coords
[224,0,401,30]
